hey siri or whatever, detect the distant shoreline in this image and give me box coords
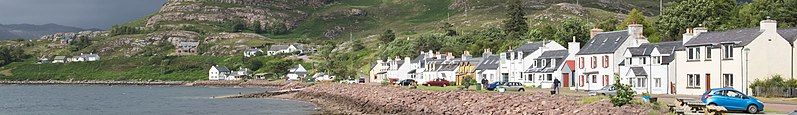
[0,80,290,88]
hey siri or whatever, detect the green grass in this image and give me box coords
[0,55,246,81]
[416,86,460,91]
[580,96,609,104]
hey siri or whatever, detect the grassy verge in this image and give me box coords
[580,95,609,104]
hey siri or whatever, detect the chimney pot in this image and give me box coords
[590,28,604,39]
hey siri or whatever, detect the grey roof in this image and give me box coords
[475,55,500,70]
[293,44,306,50]
[630,67,647,76]
[438,63,459,71]
[80,53,99,58]
[215,66,231,72]
[54,56,66,60]
[268,45,290,51]
[655,41,684,55]
[525,58,565,73]
[625,41,682,64]
[778,27,797,45]
[538,50,569,59]
[577,31,630,55]
[684,28,762,47]
[627,44,655,56]
[515,42,545,56]
[289,65,307,73]
[411,54,426,63]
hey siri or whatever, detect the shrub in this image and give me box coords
[611,75,635,107]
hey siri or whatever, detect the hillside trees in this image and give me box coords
[736,0,797,28]
[0,46,29,66]
[110,25,141,36]
[655,0,737,41]
[379,29,396,43]
[503,0,528,38]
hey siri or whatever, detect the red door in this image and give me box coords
[706,74,711,91]
[562,73,570,87]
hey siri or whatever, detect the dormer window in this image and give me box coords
[653,56,661,64]
[705,46,712,60]
[641,57,647,65]
[626,58,632,65]
[723,44,734,59]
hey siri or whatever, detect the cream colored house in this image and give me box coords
[368,60,388,83]
[574,24,649,91]
[675,19,794,95]
[619,41,682,94]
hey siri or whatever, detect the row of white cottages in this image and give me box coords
[370,19,797,95]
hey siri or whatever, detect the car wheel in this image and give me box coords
[747,104,759,114]
[518,88,524,92]
[600,93,605,96]
[707,103,717,107]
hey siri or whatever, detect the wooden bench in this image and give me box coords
[684,101,706,113]
[705,105,728,115]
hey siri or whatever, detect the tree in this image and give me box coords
[415,34,444,52]
[379,29,396,43]
[610,75,636,107]
[110,25,140,36]
[616,9,646,30]
[736,0,797,28]
[656,0,737,41]
[502,0,528,37]
[231,20,247,32]
[251,21,264,34]
[441,22,458,36]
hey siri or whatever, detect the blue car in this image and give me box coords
[486,82,505,91]
[701,88,764,114]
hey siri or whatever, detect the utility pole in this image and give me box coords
[660,0,663,15]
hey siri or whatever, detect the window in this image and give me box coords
[590,56,598,69]
[541,59,547,67]
[641,57,647,65]
[724,45,734,59]
[580,75,585,85]
[579,57,585,69]
[687,74,701,88]
[706,46,712,60]
[626,58,632,65]
[592,75,597,83]
[654,78,661,87]
[688,47,701,60]
[546,74,553,81]
[636,78,647,87]
[603,56,610,68]
[722,74,734,87]
[527,74,533,82]
[652,56,661,64]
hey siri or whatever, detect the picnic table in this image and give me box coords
[705,105,728,115]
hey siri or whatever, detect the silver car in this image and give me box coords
[588,85,617,96]
[498,82,526,92]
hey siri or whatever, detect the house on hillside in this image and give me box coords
[52,56,66,63]
[287,65,308,81]
[313,72,335,82]
[175,41,200,55]
[226,68,251,80]
[619,41,682,94]
[209,65,232,80]
[243,48,263,57]
[575,23,649,91]
[77,53,100,62]
[368,60,388,83]
[675,19,797,95]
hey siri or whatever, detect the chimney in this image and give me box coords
[426,50,434,58]
[435,52,442,59]
[446,52,454,60]
[462,51,471,60]
[590,28,604,39]
[568,36,580,60]
[404,57,411,64]
[760,17,777,32]
[483,49,492,57]
[627,23,644,38]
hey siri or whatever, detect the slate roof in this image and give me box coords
[268,45,291,51]
[538,50,569,59]
[630,67,647,76]
[625,41,682,64]
[475,55,500,70]
[54,56,66,60]
[289,65,307,74]
[577,31,630,55]
[515,42,545,56]
[683,28,762,47]
[178,42,199,47]
[214,66,231,72]
[525,58,565,73]
[778,27,797,45]
[655,41,684,55]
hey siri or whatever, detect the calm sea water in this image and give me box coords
[0,85,318,115]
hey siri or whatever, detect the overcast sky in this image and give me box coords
[0,0,166,29]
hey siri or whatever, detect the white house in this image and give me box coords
[243,48,263,57]
[523,50,571,88]
[619,41,682,94]
[287,65,308,81]
[675,19,794,95]
[313,72,335,82]
[476,49,502,83]
[76,53,100,62]
[209,65,231,80]
[575,24,649,91]
[267,44,308,56]
[225,68,251,80]
[501,41,567,85]
[52,56,66,63]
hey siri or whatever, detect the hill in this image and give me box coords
[0,0,677,81]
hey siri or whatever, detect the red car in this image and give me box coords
[425,78,450,87]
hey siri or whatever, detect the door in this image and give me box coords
[706,74,711,91]
[562,73,570,87]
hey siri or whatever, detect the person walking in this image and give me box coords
[553,78,561,94]
[481,77,488,89]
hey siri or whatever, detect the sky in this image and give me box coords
[0,0,166,29]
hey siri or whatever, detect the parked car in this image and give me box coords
[486,82,506,91]
[701,88,764,114]
[397,79,417,86]
[497,82,525,91]
[588,85,617,96]
[339,79,358,84]
[425,78,450,87]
